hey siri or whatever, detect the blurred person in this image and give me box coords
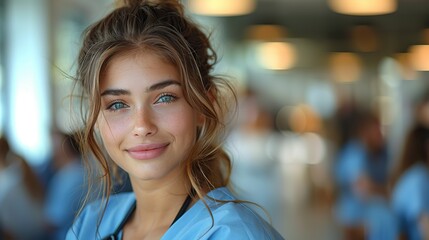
[390,124,429,239]
[333,111,398,240]
[0,136,46,240]
[226,88,285,232]
[66,0,284,239]
[43,131,86,240]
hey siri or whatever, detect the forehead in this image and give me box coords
[100,49,181,89]
[105,48,172,71]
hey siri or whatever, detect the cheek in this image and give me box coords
[161,108,199,140]
[179,114,199,141]
[98,115,130,146]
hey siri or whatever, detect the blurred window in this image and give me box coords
[0,0,4,135]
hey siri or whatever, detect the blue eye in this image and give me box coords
[156,94,176,104]
[108,102,128,111]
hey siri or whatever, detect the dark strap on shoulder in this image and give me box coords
[170,193,193,226]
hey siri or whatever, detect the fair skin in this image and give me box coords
[97,50,201,239]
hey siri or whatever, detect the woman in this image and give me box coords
[333,111,398,240]
[66,0,284,239]
[391,124,429,240]
[0,137,46,240]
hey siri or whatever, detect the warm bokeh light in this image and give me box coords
[189,0,255,16]
[409,45,429,71]
[288,104,322,133]
[329,52,362,82]
[257,42,296,70]
[328,0,397,15]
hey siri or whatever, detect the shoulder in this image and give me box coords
[164,187,284,240]
[205,188,271,224]
[394,164,429,191]
[66,192,135,240]
[392,164,429,212]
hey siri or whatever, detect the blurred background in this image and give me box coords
[1,0,429,239]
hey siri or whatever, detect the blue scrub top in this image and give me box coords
[66,187,284,240]
[392,163,429,240]
[333,140,399,240]
[334,140,368,224]
[334,140,390,224]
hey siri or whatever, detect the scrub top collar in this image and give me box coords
[101,191,194,240]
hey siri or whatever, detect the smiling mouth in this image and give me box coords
[126,143,169,160]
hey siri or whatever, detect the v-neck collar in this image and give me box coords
[101,191,197,240]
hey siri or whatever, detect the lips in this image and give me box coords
[126,143,169,160]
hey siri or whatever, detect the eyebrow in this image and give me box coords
[100,89,130,96]
[147,80,181,92]
[100,80,181,96]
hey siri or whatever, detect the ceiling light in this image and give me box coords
[189,0,255,16]
[409,45,429,71]
[257,42,297,70]
[328,0,397,15]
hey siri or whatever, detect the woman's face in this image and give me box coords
[97,51,201,184]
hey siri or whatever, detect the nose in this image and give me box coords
[132,107,157,137]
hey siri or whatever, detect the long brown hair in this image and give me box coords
[391,124,429,187]
[74,0,236,211]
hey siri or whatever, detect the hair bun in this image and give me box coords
[118,0,183,11]
[117,0,149,8]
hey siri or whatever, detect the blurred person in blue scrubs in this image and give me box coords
[390,94,429,240]
[65,0,284,239]
[0,136,46,240]
[391,125,429,240]
[333,111,398,240]
[43,131,86,240]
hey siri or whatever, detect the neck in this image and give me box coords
[130,173,191,224]
[123,174,192,239]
